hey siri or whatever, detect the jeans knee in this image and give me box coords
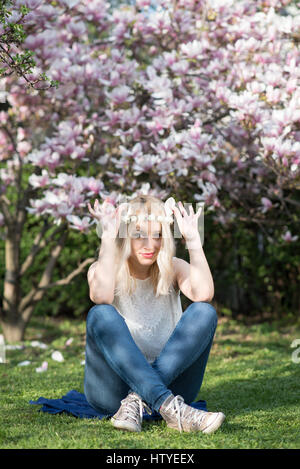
[86,303,118,334]
[189,301,218,328]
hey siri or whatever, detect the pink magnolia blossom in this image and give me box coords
[28,169,50,188]
[0,165,15,185]
[27,149,60,170]
[132,153,161,175]
[106,86,135,105]
[170,60,190,76]
[55,202,74,219]
[20,0,43,8]
[180,40,207,59]
[261,197,273,213]
[162,51,178,67]
[61,0,80,8]
[67,20,86,36]
[146,115,174,137]
[148,10,172,35]
[83,177,104,195]
[66,214,93,232]
[282,230,299,243]
[136,0,151,8]
[120,142,143,160]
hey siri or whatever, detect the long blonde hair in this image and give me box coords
[114,195,176,298]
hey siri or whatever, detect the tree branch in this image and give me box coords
[0,194,13,225]
[284,197,300,209]
[31,256,95,291]
[20,220,67,276]
[20,229,68,318]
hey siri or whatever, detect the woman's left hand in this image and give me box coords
[172,201,202,242]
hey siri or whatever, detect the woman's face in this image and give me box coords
[129,220,162,266]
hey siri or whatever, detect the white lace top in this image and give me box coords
[112,276,183,364]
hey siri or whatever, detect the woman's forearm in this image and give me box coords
[186,233,214,301]
[90,234,118,303]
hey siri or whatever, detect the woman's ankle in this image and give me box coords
[159,393,175,412]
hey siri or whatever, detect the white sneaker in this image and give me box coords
[159,394,225,434]
[111,392,152,432]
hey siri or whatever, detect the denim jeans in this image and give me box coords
[84,301,218,415]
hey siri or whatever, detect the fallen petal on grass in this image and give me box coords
[31,341,48,349]
[51,351,64,362]
[17,360,31,366]
[35,361,48,373]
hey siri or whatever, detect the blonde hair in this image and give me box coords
[113,195,176,298]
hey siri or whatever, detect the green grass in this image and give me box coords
[1,315,300,449]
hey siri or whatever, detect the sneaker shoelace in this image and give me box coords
[120,393,152,425]
[164,395,207,433]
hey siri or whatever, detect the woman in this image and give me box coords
[85,194,225,434]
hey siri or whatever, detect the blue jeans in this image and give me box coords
[84,301,218,415]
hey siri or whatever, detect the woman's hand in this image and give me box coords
[87,198,103,222]
[88,198,127,239]
[172,201,202,243]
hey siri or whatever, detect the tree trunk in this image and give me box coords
[0,317,26,342]
[0,232,24,343]
[0,216,93,343]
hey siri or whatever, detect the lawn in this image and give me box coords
[1,315,300,449]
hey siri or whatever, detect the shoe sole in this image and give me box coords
[111,417,141,432]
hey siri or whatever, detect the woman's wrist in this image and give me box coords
[101,231,117,243]
[98,233,117,260]
[185,232,202,250]
[96,220,117,240]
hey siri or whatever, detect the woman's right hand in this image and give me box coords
[88,198,127,239]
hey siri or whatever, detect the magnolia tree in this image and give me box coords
[0,0,58,88]
[0,0,299,342]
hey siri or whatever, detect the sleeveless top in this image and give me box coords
[112,277,183,364]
